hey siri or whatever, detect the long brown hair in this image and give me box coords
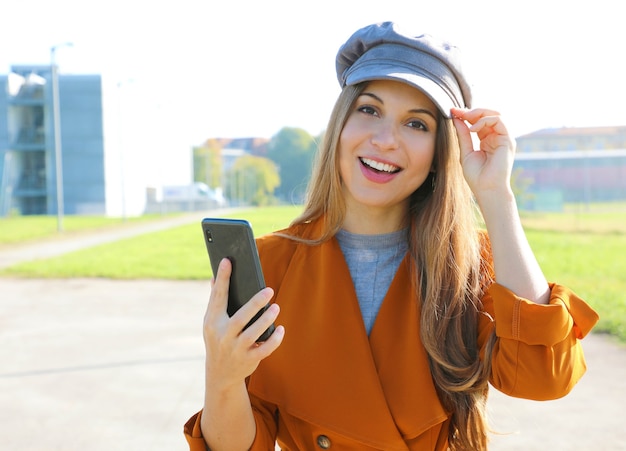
[289,83,497,450]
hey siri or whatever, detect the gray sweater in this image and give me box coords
[335,228,409,335]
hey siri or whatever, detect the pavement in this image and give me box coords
[1,213,625,451]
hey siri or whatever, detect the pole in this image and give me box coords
[0,151,13,216]
[117,78,135,220]
[117,81,127,221]
[50,43,72,231]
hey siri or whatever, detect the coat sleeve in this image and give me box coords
[479,281,599,401]
[183,393,279,450]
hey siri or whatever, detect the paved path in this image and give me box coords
[1,215,625,450]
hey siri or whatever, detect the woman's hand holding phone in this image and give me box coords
[200,257,285,450]
[203,257,285,388]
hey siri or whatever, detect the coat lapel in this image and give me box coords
[369,259,449,440]
[250,222,448,448]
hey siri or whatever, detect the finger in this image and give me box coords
[452,107,501,125]
[250,324,285,360]
[239,300,280,344]
[229,287,275,338]
[452,116,475,161]
[473,120,515,156]
[470,115,509,138]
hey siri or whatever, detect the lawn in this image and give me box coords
[0,213,179,245]
[1,204,624,341]
[0,206,303,280]
[525,228,626,341]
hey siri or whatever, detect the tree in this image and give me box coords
[193,139,222,189]
[225,155,280,206]
[266,127,317,203]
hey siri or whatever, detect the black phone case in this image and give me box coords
[201,218,275,342]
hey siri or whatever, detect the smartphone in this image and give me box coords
[201,218,275,342]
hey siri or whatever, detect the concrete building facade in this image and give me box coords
[514,127,626,209]
[0,66,109,216]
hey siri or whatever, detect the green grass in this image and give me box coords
[0,214,179,245]
[519,208,626,340]
[520,209,626,235]
[524,228,626,340]
[1,204,624,341]
[0,206,302,280]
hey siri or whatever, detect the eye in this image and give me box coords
[357,105,379,117]
[406,119,429,131]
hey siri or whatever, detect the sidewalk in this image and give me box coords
[0,277,209,451]
[1,216,625,450]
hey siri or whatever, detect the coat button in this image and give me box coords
[316,434,331,449]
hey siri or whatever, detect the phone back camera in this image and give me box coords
[206,230,213,242]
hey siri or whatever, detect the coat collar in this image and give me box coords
[251,220,448,449]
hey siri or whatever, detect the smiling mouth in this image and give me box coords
[359,157,401,174]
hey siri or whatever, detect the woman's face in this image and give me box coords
[338,79,438,218]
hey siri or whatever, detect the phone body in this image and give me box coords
[201,218,275,342]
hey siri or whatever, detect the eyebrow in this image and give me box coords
[360,91,438,121]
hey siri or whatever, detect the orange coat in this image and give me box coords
[185,221,599,450]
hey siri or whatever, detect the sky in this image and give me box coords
[3,0,625,142]
[2,0,625,213]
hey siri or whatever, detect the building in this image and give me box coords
[516,126,626,153]
[514,126,626,210]
[0,65,189,217]
[0,65,110,216]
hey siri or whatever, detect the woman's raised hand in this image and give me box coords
[451,107,516,202]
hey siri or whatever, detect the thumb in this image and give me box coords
[452,115,474,162]
[207,258,232,315]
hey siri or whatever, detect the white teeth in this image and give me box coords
[361,158,399,173]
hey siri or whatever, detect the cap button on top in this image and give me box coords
[316,434,331,449]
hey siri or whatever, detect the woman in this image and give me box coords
[185,22,599,450]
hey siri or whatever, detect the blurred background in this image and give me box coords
[1,0,625,218]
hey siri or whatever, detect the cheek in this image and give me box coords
[407,142,437,183]
[420,137,437,169]
[337,144,351,185]
[337,125,360,174]
[338,121,359,153]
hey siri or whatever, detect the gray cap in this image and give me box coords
[336,22,471,118]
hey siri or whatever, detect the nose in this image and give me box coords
[370,120,399,151]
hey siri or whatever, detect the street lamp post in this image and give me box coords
[50,42,72,232]
[116,79,134,222]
